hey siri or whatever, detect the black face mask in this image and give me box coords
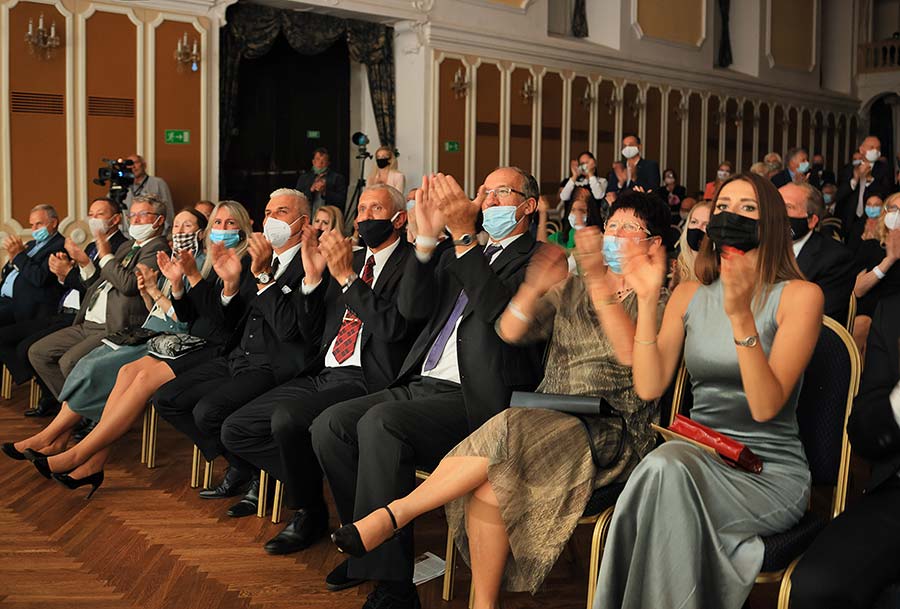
[788,216,811,241]
[686,228,705,252]
[376,158,390,169]
[706,211,760,253]
[357,218,396,248]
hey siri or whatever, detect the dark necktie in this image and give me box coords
[271,255,281,279]
[331,255,376,364]
[422,244,502,372]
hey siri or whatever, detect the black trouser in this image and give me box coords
[0,313,74,384]
[0,298,15,327]
[220,366,367,511]
[310,376,470,582]
[790,479,900,609]
[153,356,276,469]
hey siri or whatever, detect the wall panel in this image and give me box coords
[705,95,720,184]
[539,71,563,195]
[825,114,836,168]
[837,115,847,167]
[622,83,640,140]
[437,58,467,180]
[569,75,591,161]
[595,80,617,172]
[800,109,811,151]
[665,89,682,177]
[773,106,785,157]
[724,98,738,166]
[474,62,501,186]
[758,103,770,159]
[644,86,662,165]
[686,92,702,193]
[787,107,798,150]
[741,100,754,170]
[508,67,534,173]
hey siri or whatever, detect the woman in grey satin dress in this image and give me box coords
[593,173,824,609]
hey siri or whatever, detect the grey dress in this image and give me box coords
[594,279,811,609]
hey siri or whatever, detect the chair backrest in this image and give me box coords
[795,315,860,518]
[846,293,857,333]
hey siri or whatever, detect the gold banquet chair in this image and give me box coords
[256,469,286,523]
[846,293,857,334]
[1,364,12,399]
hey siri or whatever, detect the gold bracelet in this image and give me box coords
[634,337,657,345]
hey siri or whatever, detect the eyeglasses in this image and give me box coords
[603,220,651,235]
[128,211,159,221]
[484,187,526,199]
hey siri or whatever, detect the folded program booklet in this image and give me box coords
[651,414,764,474]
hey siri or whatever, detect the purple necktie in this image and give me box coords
[423,244,502,372]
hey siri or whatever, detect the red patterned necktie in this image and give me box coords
[331,255,376,364]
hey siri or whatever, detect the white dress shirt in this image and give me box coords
[422,232,524,384]
[791,230,814,258]
[560,175,608,202]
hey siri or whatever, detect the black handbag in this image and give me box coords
[103,327,163,347]
[509,391,626,469]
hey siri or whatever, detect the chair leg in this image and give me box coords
[190,445,202,488]
[147,405,159,469]
[141,408,150,464]
[468,577,475,609]
[1,365,11,400]
[587,507,615,609]
[271,479,283,524]
[777,556,803,609]
[442,525,456,601]
[257,470,269,518]
[29,378,41,409]
[202,457,214,489]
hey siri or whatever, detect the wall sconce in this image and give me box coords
[673,99,689,121]
[450,68,469,99]
[751,112,761,127]
[174,32,200,73]
[712,109,728,126]
[520,78,536,104]
[628,98,644,118]
[25,14,60,60]
[579,85,594,109]
[604,90,621,115]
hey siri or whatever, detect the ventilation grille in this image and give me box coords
[88,96,134,118]
[11,91,64,114]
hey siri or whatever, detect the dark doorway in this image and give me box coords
[222,34,350,224]
[869,94,895,168]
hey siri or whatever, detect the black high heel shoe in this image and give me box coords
[52,471,104,500]
[22,447,49,462]
[1,442,26,461]
[331,505,400,558]
[27,454,54,479]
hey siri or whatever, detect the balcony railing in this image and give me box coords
[859,40,900,73]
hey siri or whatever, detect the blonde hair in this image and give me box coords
[368,146,398,181]
[675,201,713,285]
[199,200,253,277]
[314,205,346,236]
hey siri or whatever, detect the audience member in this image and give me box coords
[27,196,169,403]
[368,146,406,195]
[809,153,836,189]
[560,151,608,214]
[780,182,856,322]
[771,147,811,187]
[678,196,698,226]
[332,190,671,605]
[310,169,545,605]
[542,187,591,251]
[670,200,712,291]
[296,148,348,213]
[194,200,215,218]
[0,204,66,326]
[124,154,174,232]
[153,189,318,517]
[790,292,900,609]
[607,160,628,194]
[749,161,769,177]
[594,173,823,609]
[764,151,784,173]
[621,134,660,191]
[312,204,345,236]
[703,160,733,200]
[836,136,895,233]
[218,184,418,554]
[655,168,687,224]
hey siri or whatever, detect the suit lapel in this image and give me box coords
[488,232,535,277]
[373,241,408,296]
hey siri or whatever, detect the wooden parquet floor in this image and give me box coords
[0,382,780,609]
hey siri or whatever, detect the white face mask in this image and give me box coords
[129,221,158,242]
[622,145,640,159]
[88,217,110,235]
[264,215,301,249]
[717,170,730,181]
[568,213,586,230]
[885,210,900,230]
[866,149,881,163]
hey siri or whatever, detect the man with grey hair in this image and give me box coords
[780,182,855,321]
[772,147,811,188]
[154,187,320,517]
[28,196,170,403]
[124,153,174,232]
[836,136,895,234]
[0,203,66,326]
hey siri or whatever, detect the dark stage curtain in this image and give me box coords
[220,3,395,193]
[717,0,733,68]
[572,0,589,38]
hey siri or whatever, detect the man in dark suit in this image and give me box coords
[311,168,545,608]
[789,293,900,609]
[809,153,836,190]
[0,204,66,326]
[621,134,660,192]
[780,183,855,323]
[0,197,126,416]
[219,184,420,554]
[28,196,169,401]
[835,136,896,234]
[154,188,320,512]
[295,147,348,213]
[771,147,811,188]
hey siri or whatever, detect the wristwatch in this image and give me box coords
[255,270,274,285]
[453,233,475,246]
[733,335,759,348]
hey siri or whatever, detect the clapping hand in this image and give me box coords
[318,229,354,286]
[157,250,184,284]
[3,234,25,259]
[523,244,568,295]
[432,173,482,237]
[300,224,327,284]
[574,226,608,280]
[719,246,756,318]
[135,263,159,295]
[414,174,446,242]
[570,160,581,180]
[885,226,900,263]
[621,237,666,301]
[95,228,112,258]
[64,238,90,266]
[48,252,74,282]
[248,233,274,276]
[210,241,242,285]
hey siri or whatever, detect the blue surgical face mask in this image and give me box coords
[209,228,242,248]
[31,227,50,243]
[406,199,416,211]
[602,235,626,274]
[798,161,811,174]
[823,193,834,204]
[865,206,882,219]
[568,213,586,230]
[482,203,522,240]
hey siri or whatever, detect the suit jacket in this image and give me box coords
[0,231,66,321]
[295,169,348,210]
[395,232,545,432]
[846,293,900,492]
[74,236,170,332]
[61,231,129,304]
[770,169,795,188]
[624,158,661,192]
[298,240,420,391]
[835,161,895,234]
[809,166,836,189]
[796,231,856,322]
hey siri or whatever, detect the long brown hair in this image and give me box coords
[695,173,804,305]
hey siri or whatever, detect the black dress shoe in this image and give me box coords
[263,507,329,555]
[325,559,365,592]
[1,442,26,461]
[198,466,253,499]
[25,396,60,418]
[226,478,261,517]
[72,419,96,443]
[362,581,421,609]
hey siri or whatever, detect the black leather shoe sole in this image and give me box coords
[226,499,258,518]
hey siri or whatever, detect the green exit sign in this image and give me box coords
[307,130,321,139]
[444,141,460,153]
[164,129,191,144]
